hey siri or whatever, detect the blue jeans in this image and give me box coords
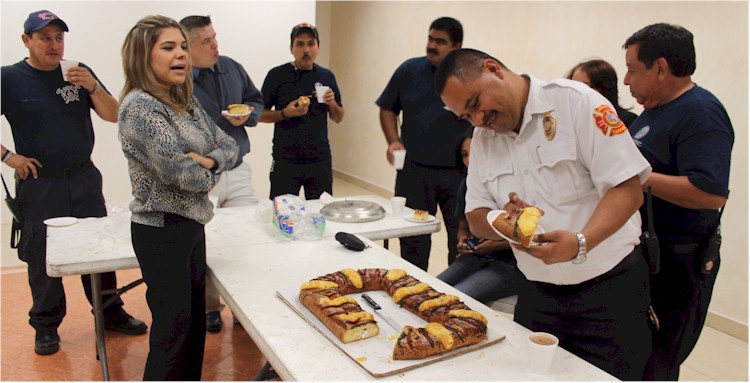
[437,250,521,303]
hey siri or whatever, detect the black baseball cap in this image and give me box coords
[290,23,319,44]
[24,10,69,35]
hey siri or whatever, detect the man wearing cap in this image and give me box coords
[1,10,147,355]
[376,17,472,271]
[179,14,264,333]
[259,23,345,200]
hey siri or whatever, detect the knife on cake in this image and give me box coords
[361,293,402,332]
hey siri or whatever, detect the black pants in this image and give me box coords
[515,247,652,381]
[395,160,462,270]
[643,242,720,380]
[269,158,332,200]
[15,164,126,331]
[132,215,206,381]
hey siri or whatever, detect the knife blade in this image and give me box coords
[361,293,402,332]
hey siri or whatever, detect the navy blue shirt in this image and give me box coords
[376,56,471,167]
[1,59,104,168]
[261,62,342,163]
[192,55,264,169]
[629,85,734,242]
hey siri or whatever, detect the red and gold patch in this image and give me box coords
[592,105,627,137]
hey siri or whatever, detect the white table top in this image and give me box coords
[46,195,440,277]
[208,237,616,381]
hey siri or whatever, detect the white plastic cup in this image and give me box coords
[392,149,406,170]
[60,60,78,82]
[527,332,559,374]
[391,196,406,217]
[315,84,329,103]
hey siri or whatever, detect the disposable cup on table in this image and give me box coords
[527,332,559,374]
[390,196,406,217]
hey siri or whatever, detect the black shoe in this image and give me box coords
[206,311,223,332]
[35,329,60,355]
[104,312,147,335]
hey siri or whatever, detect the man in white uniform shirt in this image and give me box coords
[435,48,652,381]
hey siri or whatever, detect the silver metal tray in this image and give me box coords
[319,200,385,223]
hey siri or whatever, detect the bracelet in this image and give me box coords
[280,109,288,121]
[2,151,13,163]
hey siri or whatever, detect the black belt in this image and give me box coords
[37,160,93,179]
[584,245,643,285]
[663,242,701,254]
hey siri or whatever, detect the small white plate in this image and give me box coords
[44,217,79,227]
[221,110,251,118]
[404,214,436,223]
[486,210,544,245]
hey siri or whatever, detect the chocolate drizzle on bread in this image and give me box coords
[299,268,488,359]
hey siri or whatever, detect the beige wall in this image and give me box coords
[321,1,748,328]
[1,0,746,331]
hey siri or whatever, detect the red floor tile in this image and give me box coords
[1,267,265,381]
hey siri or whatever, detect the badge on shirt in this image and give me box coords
[593,105,627,137]
[542,112,556,141]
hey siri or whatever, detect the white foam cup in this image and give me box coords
[315,85,330,103]
[391,196,407,217]
[392,150,406,170]
[60,60,78,82]
[527,332,559,374]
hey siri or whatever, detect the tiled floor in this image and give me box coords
[1,177,747,380]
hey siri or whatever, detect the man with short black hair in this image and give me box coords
[376,17,472,271]
[1,10,146,355]
[179,14,264,333]
[260,23,345,200]
[436,47,652,380]
[623,23,734,381]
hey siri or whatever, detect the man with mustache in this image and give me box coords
[623,23,734,381]
[1,10,146,356]
[435,48,653,380]
[376,17,472,271]
[179,14,264,333]
[260,23,344,200]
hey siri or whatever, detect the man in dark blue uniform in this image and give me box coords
[376,17,472,271]
[179,14,264,333]
[260,23,345,200]
[1,10,146,356]
[623,23,735,381]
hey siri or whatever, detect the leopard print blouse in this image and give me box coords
[118,90,238,227]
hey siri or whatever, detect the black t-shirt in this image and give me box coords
[628,85,734,242]
[376,56,471,167]
[2,59,102,167]
[261,62,342,163]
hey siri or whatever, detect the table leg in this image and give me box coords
[252,361,279,381]
[91,273,111,381]
[384,239,389,249]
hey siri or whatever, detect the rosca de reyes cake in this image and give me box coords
[299,268,488,359]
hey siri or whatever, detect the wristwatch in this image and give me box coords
[90,80,101,95]
[571,232,587,264]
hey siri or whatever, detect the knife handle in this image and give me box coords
[361,293,381,310]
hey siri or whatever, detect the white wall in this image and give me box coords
[1,0,316,210]
[322,2,748,327]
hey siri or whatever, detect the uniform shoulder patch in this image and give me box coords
[592,105,627,136]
